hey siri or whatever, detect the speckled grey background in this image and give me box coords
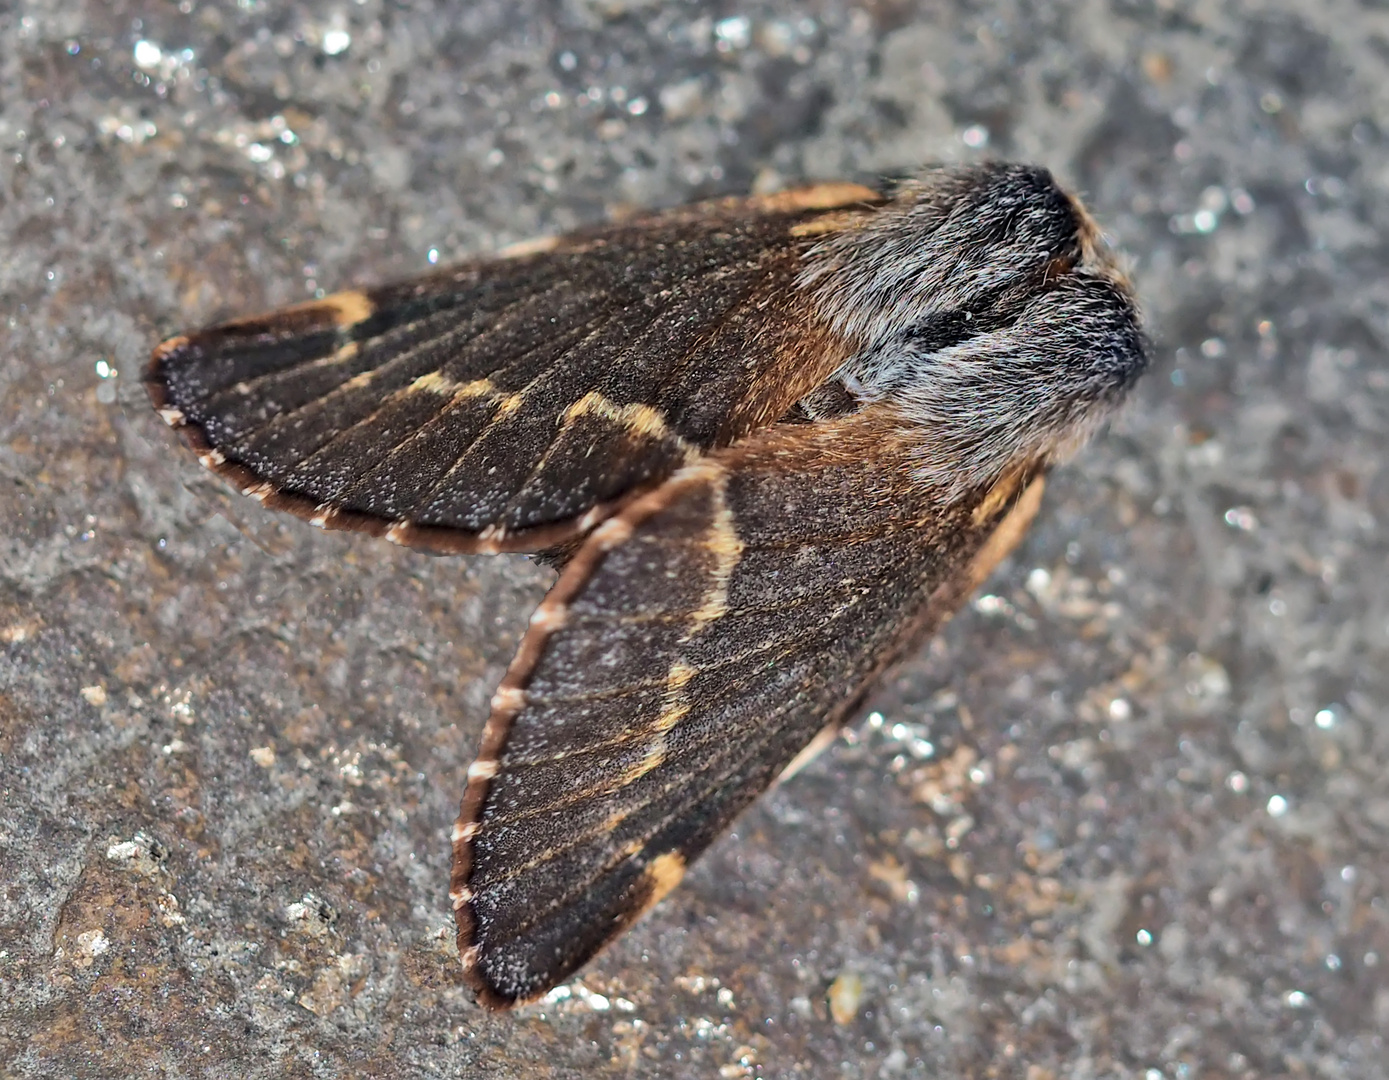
[2,1,1386,1077]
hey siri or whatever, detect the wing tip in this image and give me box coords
[450,848,690,1012]
[454,932,527,1011]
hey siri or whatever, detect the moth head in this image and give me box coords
[798,162,1148,500]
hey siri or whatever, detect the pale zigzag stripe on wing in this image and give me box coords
[488,659,694,770]
[402,372,522,413]
[474,586,875,852]
[522,585,866,710]
[518,581,875,710]
[334,319,607,514]
[479,471,886,890]
[230,310,501,448]
[407,372,525,417]
[477,636,814,839]
[447,254,762,507]
[188,262,579,404]
[276,374,523,495]
[519,596,860,706]
[407,369,471,395]
[485,390,703,529]
[555,488,1050,849]
[400,260,755,522]
[575,570,899,629]
[406,321,636,519]
[563,391,700,456]
[498,576,896,766]
[687,484,745,628]
[617,469,744,784]
[469,644,844,924]
[619,660,697,785]
[473,644,843,907]
[223,275,589,448]
[202,303,469,407]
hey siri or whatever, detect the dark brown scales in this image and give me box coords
[146,165,1146,1009]
[452,412,1046,1006]
[147,186,877,552]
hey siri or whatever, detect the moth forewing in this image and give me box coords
[450,410,1067,1008]
[147,162,1146,1011]
[145,185,883,555]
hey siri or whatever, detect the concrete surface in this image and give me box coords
[2,1,1387,1077]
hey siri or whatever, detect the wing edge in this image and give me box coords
[450,456,1046,1009]
[145,333,641,555]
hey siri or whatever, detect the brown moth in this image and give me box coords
[146,163,1146,1009]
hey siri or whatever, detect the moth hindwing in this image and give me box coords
[147,163,1147,1009]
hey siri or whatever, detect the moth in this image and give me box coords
[146,162,1146,1009]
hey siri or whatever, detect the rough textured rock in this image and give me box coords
[2,1,1387,1077]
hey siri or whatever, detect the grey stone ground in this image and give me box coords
[2,1,1387,1077]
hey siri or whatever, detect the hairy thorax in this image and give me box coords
[794,163,1146,498]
